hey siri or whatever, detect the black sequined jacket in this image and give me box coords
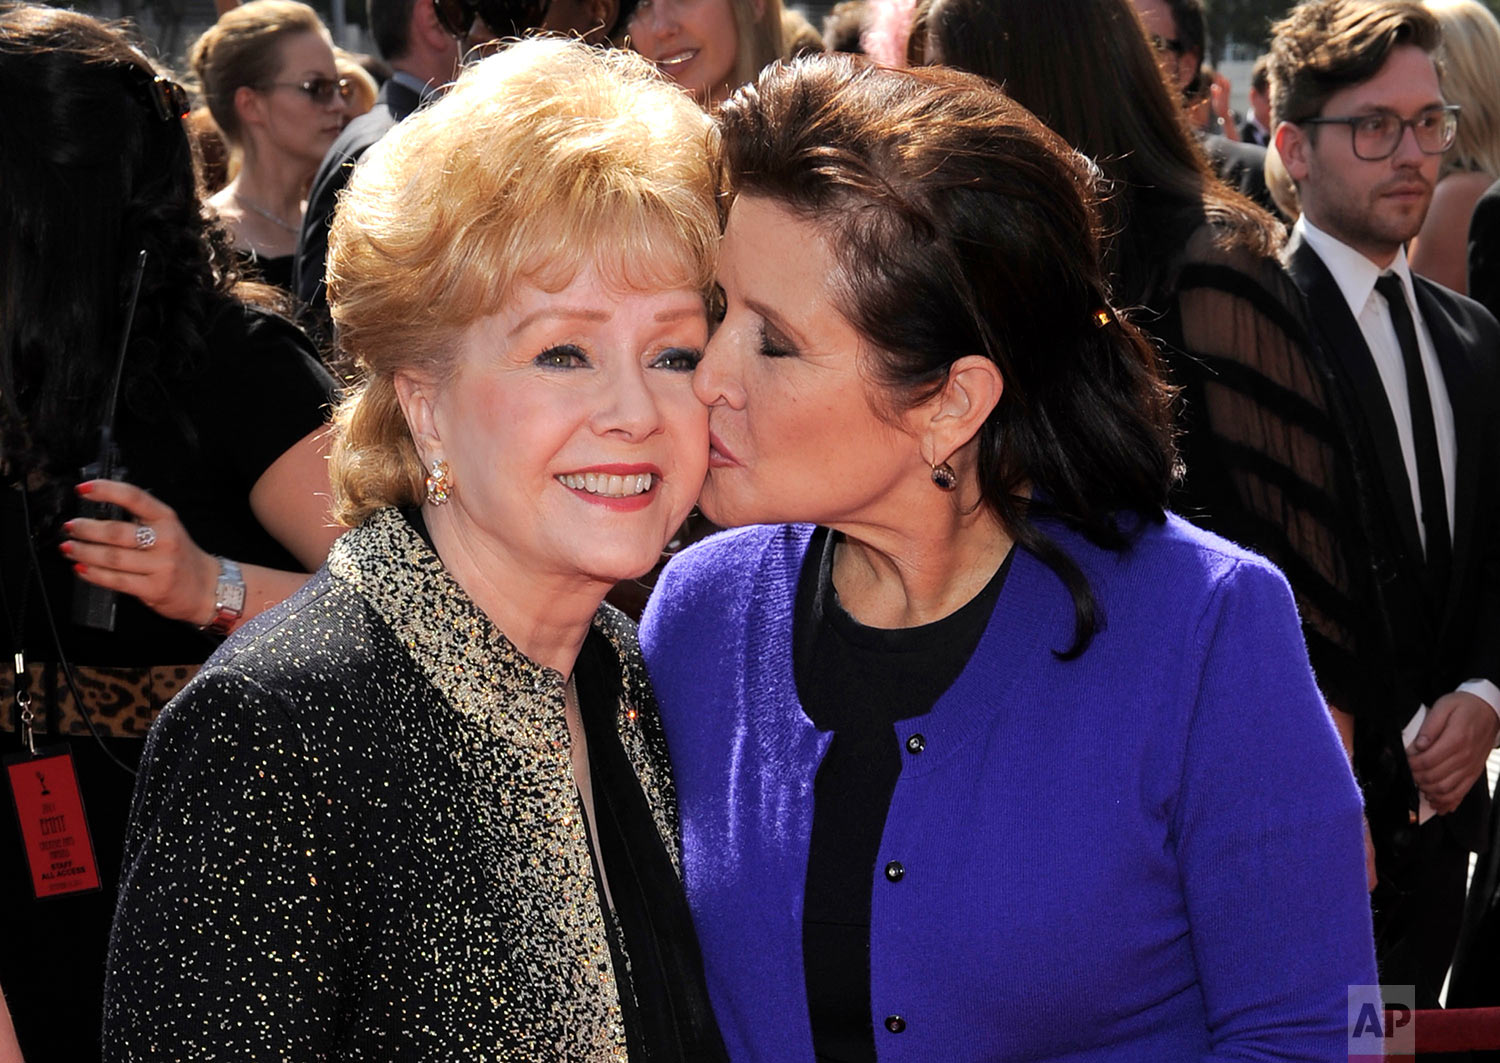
[103,507,678,1061]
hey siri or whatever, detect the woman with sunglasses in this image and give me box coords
[191,0,348,293]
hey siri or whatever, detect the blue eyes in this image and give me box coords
[534,344,588,369]
[532,343,702,371]
[652,347,702,372]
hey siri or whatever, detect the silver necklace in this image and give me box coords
[233,191,299,233]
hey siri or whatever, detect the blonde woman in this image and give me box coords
[334,47,379,126]
[105,38,727,1061]
[624,0,784,106]
[191,0,346,290]
[1410,0,1500,292]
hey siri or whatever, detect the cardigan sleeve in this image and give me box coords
[103,669,345,1061]
[1171,558,1378,1062]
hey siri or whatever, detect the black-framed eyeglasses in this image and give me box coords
[1298,104,1460,161]
[264,76,353,104]
[142,75,191,123]
[1149,33,1186,55]
[431,0,552,39]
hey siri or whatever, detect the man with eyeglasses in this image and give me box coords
[1273,0,1500,1008]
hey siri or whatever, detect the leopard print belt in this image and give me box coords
[2,663,198,739]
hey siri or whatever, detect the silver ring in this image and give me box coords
[135,524,158,550]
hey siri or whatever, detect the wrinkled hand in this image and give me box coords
[1407,691,1500,815]
[63,479,220,627]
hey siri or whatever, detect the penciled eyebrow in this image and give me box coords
[508,307,610,336]
[653,306,705,324]
[508,304,704,336]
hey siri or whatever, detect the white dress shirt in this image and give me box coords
[1294,216,1500,725]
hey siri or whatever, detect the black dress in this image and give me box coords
[1,301,334,1062]
[1128,205,1385,721]
[236,247,297,295]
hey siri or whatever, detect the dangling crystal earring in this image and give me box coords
[425,459,453,505]
[930,461,957,491]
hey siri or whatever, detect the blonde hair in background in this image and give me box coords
[1423,0,1500,178]
[730,0,787,95]
[188,0,329,144]
[335,47,379,118]
[1264,142,1301,222]
[782,7,825,56]
[327,36,721,527]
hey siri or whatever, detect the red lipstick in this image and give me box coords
[555,464,663,512]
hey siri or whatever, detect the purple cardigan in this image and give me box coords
[640,516,1378,1062]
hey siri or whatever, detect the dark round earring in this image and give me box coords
[930,461,957,491]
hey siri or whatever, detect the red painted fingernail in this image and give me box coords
[62,520,76,533]
[58,542,75,557]
[73,562,89,575]
[76,482,94,495]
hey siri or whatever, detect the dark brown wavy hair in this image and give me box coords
[716,55,1178,655]
[925,0,1281,310]
[0,4,258,524]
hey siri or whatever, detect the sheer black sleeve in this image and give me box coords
[1146,224,1385,717]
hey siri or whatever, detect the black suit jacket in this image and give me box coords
[293,78,425,340]
[1200,132,1279,219]
[1285,230,1500,863]
[1469,176,1500,323]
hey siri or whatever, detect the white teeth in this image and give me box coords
[557,472,654,497]
[659,50,696,66]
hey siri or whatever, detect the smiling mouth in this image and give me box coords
[655,49,698,67]
[557,472,655,497]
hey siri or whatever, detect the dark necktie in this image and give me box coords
[1375,272,1452,596]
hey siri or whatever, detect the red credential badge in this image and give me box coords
[4,745,101,899]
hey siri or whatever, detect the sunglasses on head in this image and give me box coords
[432,0,552,38]
[264,76,354,103]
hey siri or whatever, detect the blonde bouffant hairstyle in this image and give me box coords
[189,0,329,144]
[327,37,720,527]
[1423,0,1500,179]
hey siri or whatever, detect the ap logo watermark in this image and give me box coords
[1348,984,1415,1059]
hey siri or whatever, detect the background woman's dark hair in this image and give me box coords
[0,4,248,521]
[926,0,1279,309]
[716,55,1178,655]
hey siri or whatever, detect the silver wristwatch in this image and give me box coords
[201,556,246,636]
